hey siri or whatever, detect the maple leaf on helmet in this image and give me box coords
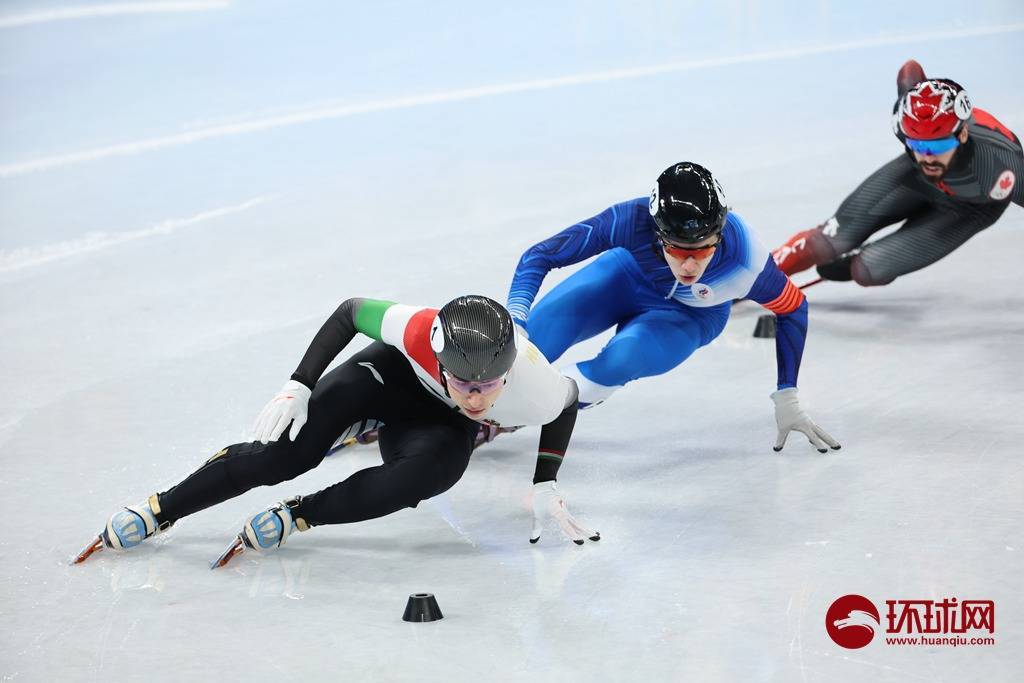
[895,79,972,140]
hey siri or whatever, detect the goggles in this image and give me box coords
[660,235,721,261]
[905,135,960,156]
[443,371,505,394]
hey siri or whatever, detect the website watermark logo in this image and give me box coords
[826,595,996,648]
[826,594,881,649]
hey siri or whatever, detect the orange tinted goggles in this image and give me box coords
[660,237,720,260]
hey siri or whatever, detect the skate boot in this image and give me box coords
[72,494,171,563]
[355,429,380,445]
[241,497,309,552]
[771,224,842,277]
[772,228,819,276]
[326,421,382,456]
[816,251,856,281]
[211,497,309,568]
[103,495,170,550]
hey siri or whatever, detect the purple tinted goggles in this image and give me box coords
[443,371,505,394]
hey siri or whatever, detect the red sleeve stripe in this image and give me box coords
[762,279,805,314]
[403,308,442,384]
[973,108,1018,144]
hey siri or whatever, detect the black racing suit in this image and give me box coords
[809,110,1023,285]
[153,299,578,530]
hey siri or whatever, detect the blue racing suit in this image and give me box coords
[507,197,808,405]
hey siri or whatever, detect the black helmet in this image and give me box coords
[430,295,517,381]
[648,162,728,243]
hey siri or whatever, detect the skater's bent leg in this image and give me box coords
[156,439,320,523]
[849,256,891,287]
[294,420,476,525]
[528,250,638,363]
[568,306,726,406]
[781,155,931,277]
[157,345,397,523]
[849,201,1006,286]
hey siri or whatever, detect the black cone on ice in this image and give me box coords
[753,314,776,338]
[403,593,444,622]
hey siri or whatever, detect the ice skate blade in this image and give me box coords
[71,536,104,565]
[210,535,245,569]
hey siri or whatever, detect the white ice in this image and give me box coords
[1,2,1023,681]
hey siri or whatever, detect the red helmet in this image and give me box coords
[895,79,972,140]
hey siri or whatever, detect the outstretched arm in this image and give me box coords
[529,377,600,545]
[507,202,632,326]
[746,257,807,389]
[746,258,841,453]
[532,377,579,484]
[291,298,395,389]
[253,298,394,443]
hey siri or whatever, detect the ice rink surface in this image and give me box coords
[2,1,1023,681]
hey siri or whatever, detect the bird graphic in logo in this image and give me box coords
[833,610,879,636]
[825,595,881,649]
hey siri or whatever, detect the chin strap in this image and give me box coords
[436,364,452,398]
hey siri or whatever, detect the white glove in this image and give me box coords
[770,387,841,453]
[252,380,311,444]
[530,481,600,545]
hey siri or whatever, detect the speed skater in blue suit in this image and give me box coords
[507,162,840,453]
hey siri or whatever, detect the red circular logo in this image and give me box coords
[826,594,880,649]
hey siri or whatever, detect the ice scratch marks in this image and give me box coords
[787,586,810,683]
[427,495,477,548]
[0,2,230,29]
[2,23,1022,178]
[0,196,270,273]
[806,649,935,681]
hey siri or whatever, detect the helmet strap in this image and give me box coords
[437,364,452,398]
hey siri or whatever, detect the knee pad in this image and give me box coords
[808,226,840,259]
[851,256,895,287]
